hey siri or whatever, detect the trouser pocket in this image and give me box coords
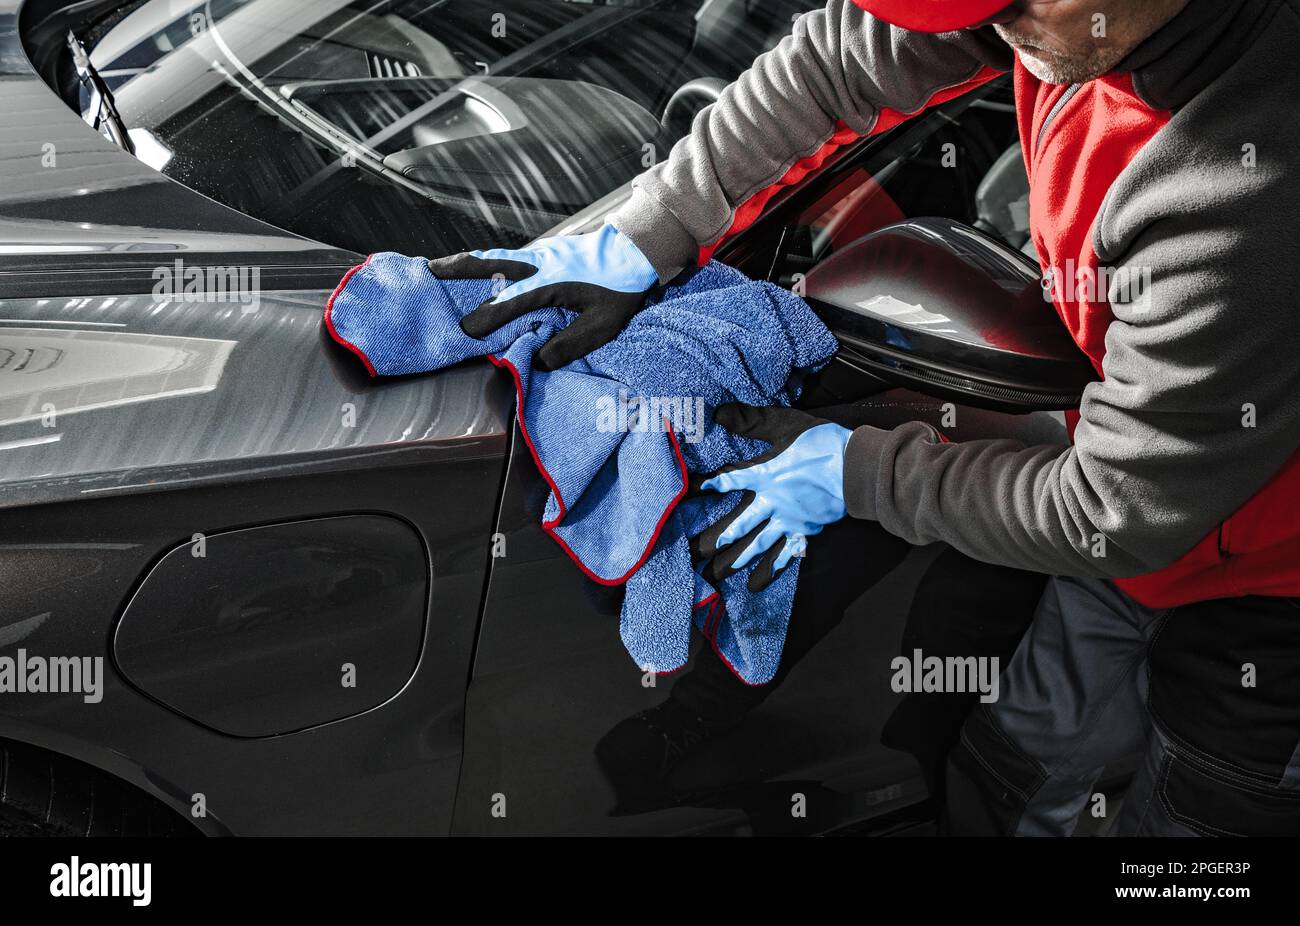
[1157,742,1300,837]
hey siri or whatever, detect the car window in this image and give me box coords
[739,77,1033,288]
[73,0,822,257]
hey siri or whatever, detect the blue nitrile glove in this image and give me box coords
[427,222,660,371]
[694,404,851,592]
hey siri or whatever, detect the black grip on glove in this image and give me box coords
[429,253,648,372]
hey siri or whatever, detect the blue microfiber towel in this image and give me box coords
[325,251,837,684]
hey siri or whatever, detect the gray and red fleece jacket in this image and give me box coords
[608,0,1300,607]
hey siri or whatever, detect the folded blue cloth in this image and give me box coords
[325,251,837,683]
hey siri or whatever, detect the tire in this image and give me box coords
[0,739,198,837]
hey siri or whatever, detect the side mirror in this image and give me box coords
[802,217,1096,412]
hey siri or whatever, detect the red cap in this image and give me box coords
[851,0,1014,33]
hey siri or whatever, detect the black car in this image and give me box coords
[0,0,1098,835]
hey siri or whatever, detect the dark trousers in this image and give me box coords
[947,577,1300,836]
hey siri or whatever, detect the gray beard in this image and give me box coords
[995,26,1127,84]
[1016,47,1094,83]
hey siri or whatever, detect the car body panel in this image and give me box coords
[1,0,518,834]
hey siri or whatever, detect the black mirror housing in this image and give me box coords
[803,217,1097,412]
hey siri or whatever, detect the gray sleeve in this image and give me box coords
[841,159,1300,579]
[606,0,1011,283]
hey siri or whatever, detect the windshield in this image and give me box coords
[79,0,817,257]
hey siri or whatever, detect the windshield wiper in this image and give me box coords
[67,29,136,155]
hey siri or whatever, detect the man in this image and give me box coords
[431,0,1300,835]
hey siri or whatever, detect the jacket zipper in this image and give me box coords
[1034,83,1082,157]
